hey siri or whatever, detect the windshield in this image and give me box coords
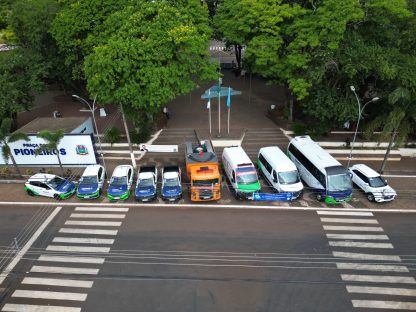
[369,176,387,188]
[192,178,219,187]
[137,178,154,188]
[49,176,65,188]
[111,176,127,186]
[236,167,258,185]
[164,178,179,187]
[278,170,300,185]
[80,176,98,185]
[327,173,352,192]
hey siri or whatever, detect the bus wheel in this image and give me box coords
[316,193,323,202]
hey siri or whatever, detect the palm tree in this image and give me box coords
[365,87,416,173]
[0,118,30,178]
[35,129,65,176]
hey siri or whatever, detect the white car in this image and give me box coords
[25,173,76,200]
[348,164,397,202]
[107,165,134,201]
[77,165,107,199]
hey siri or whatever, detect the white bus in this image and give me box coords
[287,136,352,204]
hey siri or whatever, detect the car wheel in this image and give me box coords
[53,194,61,201]
[26,189,35,196]
[316,193,323,202]
[367,193,375,202]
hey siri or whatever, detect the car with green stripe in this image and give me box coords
[25,173,76,200]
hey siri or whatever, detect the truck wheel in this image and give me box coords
[26,189,35,196]
[367,193,375,202]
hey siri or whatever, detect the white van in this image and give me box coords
[257,146,303,198]
[222,146,261,199]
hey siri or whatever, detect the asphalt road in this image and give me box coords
[0,204,416,311]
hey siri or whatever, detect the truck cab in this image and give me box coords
[161,166,182,201]
[135,166,157,202]
[185,140,221,201]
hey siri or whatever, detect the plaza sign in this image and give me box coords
[0,134,98,166]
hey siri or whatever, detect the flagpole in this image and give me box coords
[218,77,221,137]
[208,89,211,134]
[227,87,231,134]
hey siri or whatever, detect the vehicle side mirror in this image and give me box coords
[231,177,235,183]
[385,179,388,183]
[273,178,277,183]
[348,172,353,178]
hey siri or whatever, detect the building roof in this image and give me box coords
[15,117,90,134]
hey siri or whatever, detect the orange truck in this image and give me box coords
[185,140,221,201]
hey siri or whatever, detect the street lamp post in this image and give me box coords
[72,94,107,172]
[347,86,380,168]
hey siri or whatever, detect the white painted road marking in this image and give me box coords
[323,225,383,232]
[22,277,93,288]
[38,255,105,264]
[317,211,374,216]
[352,300,416,310]
[329,241,393,249]
[46,245,110,253]
[0,207,62,286]
[326,234,389,240]
[75,207,129,212]
[336,263,409,272]
[30,265,99,275]
[333,251,401,262]
[52,237,115,245]
[320,218,378,224]
[59,228,118,235]
[65,220,122,227]
[341,274,416,284]
[2,304,81,312]
[12,290,87,301]
[347,286,416,296]
[70,213,125,219]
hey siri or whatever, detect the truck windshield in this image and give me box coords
[278,171,300,185]
[327,173,352,192]
[236,167,258,185]
[137,178,153,187]
[80,176,98,185]
[164,178,179,187]
[111,176,127,186]
[369,176,387,187]
[192,179,219,187]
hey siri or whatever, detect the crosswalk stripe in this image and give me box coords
[65,221,122,227]
[22,277,93,288]
[38,255,105,264]
[70,213,125,219]
[341,274,416,284]
[59,228,118,235]
[30,265,99,275]
[347,286,416,296]
[323,225,383,232]
[317,211,373,216]
[52,237,114,245]
[352,300,416,310]
[333,251,401,262]
[46,245,110,253]
[2,304,81,312]
[12,290,87,301]
[320,218,378,224]
[326,234,389,240]
[336,263,409,272]
[75,207,129,212]
[329,241,393,249]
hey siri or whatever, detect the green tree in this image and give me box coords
[35,129,65,176]
[0,118,29,177]
[82,0,217,113]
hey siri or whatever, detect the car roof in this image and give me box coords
[138,172,153,179]
[352,164,380,178]
[164,172,179,179]
[258,146,297,172]
[27,173,57,182]
[112,165,132,177]
[82,165,102,176]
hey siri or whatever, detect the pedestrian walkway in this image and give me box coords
[317,210,416,310]
[1,207,128,312]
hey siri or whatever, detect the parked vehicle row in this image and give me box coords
[24,136,396,204]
